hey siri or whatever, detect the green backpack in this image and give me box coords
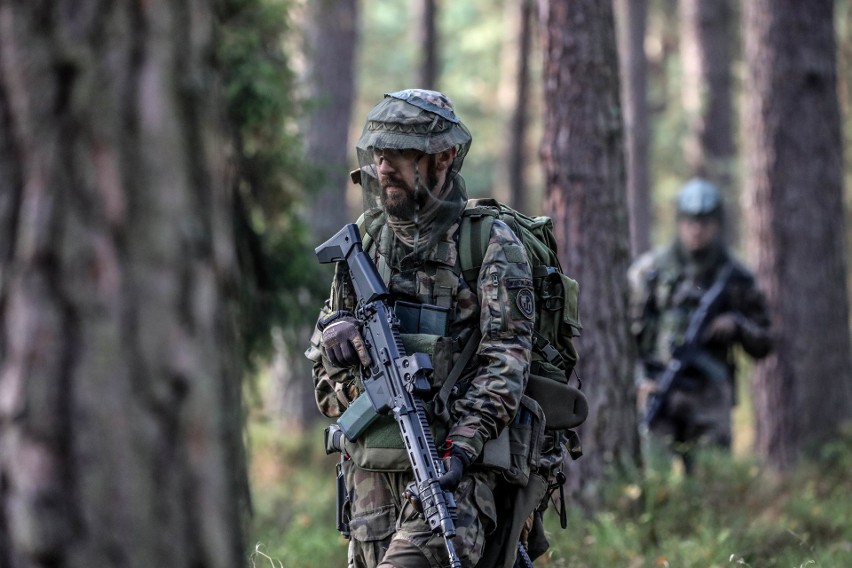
[458,199,588,565]
[458,198,588,439]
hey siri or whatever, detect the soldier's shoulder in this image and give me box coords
[724,252,758,283]
[489,218,522,246]
[628,246,669,283]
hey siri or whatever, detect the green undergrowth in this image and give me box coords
[541,427,852,567]
[248,420,852,567]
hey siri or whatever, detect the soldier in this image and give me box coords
[306,90,535,567]
[628,178,772,474]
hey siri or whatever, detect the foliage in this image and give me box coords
[542,431,852,568]
[248,420,344,568]
[247,421,852,567]
[356,0,517,199]
[215,0,327,366]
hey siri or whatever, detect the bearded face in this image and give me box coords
[379,154,439,220]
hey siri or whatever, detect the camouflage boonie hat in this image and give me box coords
[356,89,472,158]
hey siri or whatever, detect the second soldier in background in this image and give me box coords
[628,179,773,474]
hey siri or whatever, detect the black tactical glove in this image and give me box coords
[319,311,371,368]
[702,312,741,344]
[438,446,473,492]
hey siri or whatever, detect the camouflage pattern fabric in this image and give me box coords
[357,89,472,158]
[305,212,533,567]
[628,240,772,466]
[308,216,534,459]
[342,463,498,568]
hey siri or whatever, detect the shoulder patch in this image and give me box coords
[516,288,535,320]
[506,277,533,289]
[504,245,527,264]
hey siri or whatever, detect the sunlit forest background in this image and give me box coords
[244,1,852,566]
[1,0,851,567]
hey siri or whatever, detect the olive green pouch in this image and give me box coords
[526,367,589,431]
[480,395,545,487]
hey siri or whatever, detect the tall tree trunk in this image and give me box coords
[680,0,737,242]
[304,0,359,242]
[0,2,246,567]
[418,0,439,89]
[539,0,640,507]
[495,0,534,211]
[296,0,360,430]
[615,0,651,256]
[506,0,534,213]
[743,0,852,470]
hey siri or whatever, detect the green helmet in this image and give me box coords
[355,90,473,256]
[356,89,472,182]
[676,178,723,218]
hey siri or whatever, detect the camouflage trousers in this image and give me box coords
[640,375,733,473]
[343,461,498,568]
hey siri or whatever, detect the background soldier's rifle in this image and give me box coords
[316,223,462,568]
[643,262,735,427]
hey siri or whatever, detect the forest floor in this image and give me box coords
[246,409,852,568]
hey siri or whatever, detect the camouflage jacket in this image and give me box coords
[627,241,772,380]
[305,215,535,461]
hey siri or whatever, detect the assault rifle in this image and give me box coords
[316,224,462,568]
[643,262,735,427]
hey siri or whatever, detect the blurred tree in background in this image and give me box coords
[743,0,852,471]
[3,0,851,564]
[615,0,652,256]
[1,1,247,565]
[216,0,327,374]
[539,0,640,507]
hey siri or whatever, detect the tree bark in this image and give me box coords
[418,0,439,90]
[680,0,737,241]
[539,0,640,507]
[614,0,652,256]
[296,0,360,430]
[743,0,852,470]
[0,2,246,566]
[304,0,359,243]
[506,0,534,213]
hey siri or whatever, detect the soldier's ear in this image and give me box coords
[434,148,456,173]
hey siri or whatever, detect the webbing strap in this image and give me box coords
[355,211,374,253]
[433,267,456,309]
[459,211,495,288]
[433,328,482,423]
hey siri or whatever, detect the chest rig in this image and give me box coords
[342,218,467,471]
[365,216,469,332]
[357,218,478,395]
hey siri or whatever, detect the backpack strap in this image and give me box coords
[355,211,375,252]
[356,210,395,283]
[433,203,498,422]
[459,203,499,289]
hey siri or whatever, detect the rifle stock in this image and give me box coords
[316,224,463,568]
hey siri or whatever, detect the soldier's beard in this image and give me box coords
[380,158,439,220]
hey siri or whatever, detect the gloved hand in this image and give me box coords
[702,312,741,344]
[438,446,473,492]
[319,311,371,368]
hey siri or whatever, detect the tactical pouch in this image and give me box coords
[480,395,545,487]
[533,271,581,370]
[527,362,589,431]
[344,414,410,472]
[344,414,450,473]
[399,333,457,391]
[395,301,450,336]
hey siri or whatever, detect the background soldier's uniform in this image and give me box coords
[307,212,534,567]
[628,240,772,468]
